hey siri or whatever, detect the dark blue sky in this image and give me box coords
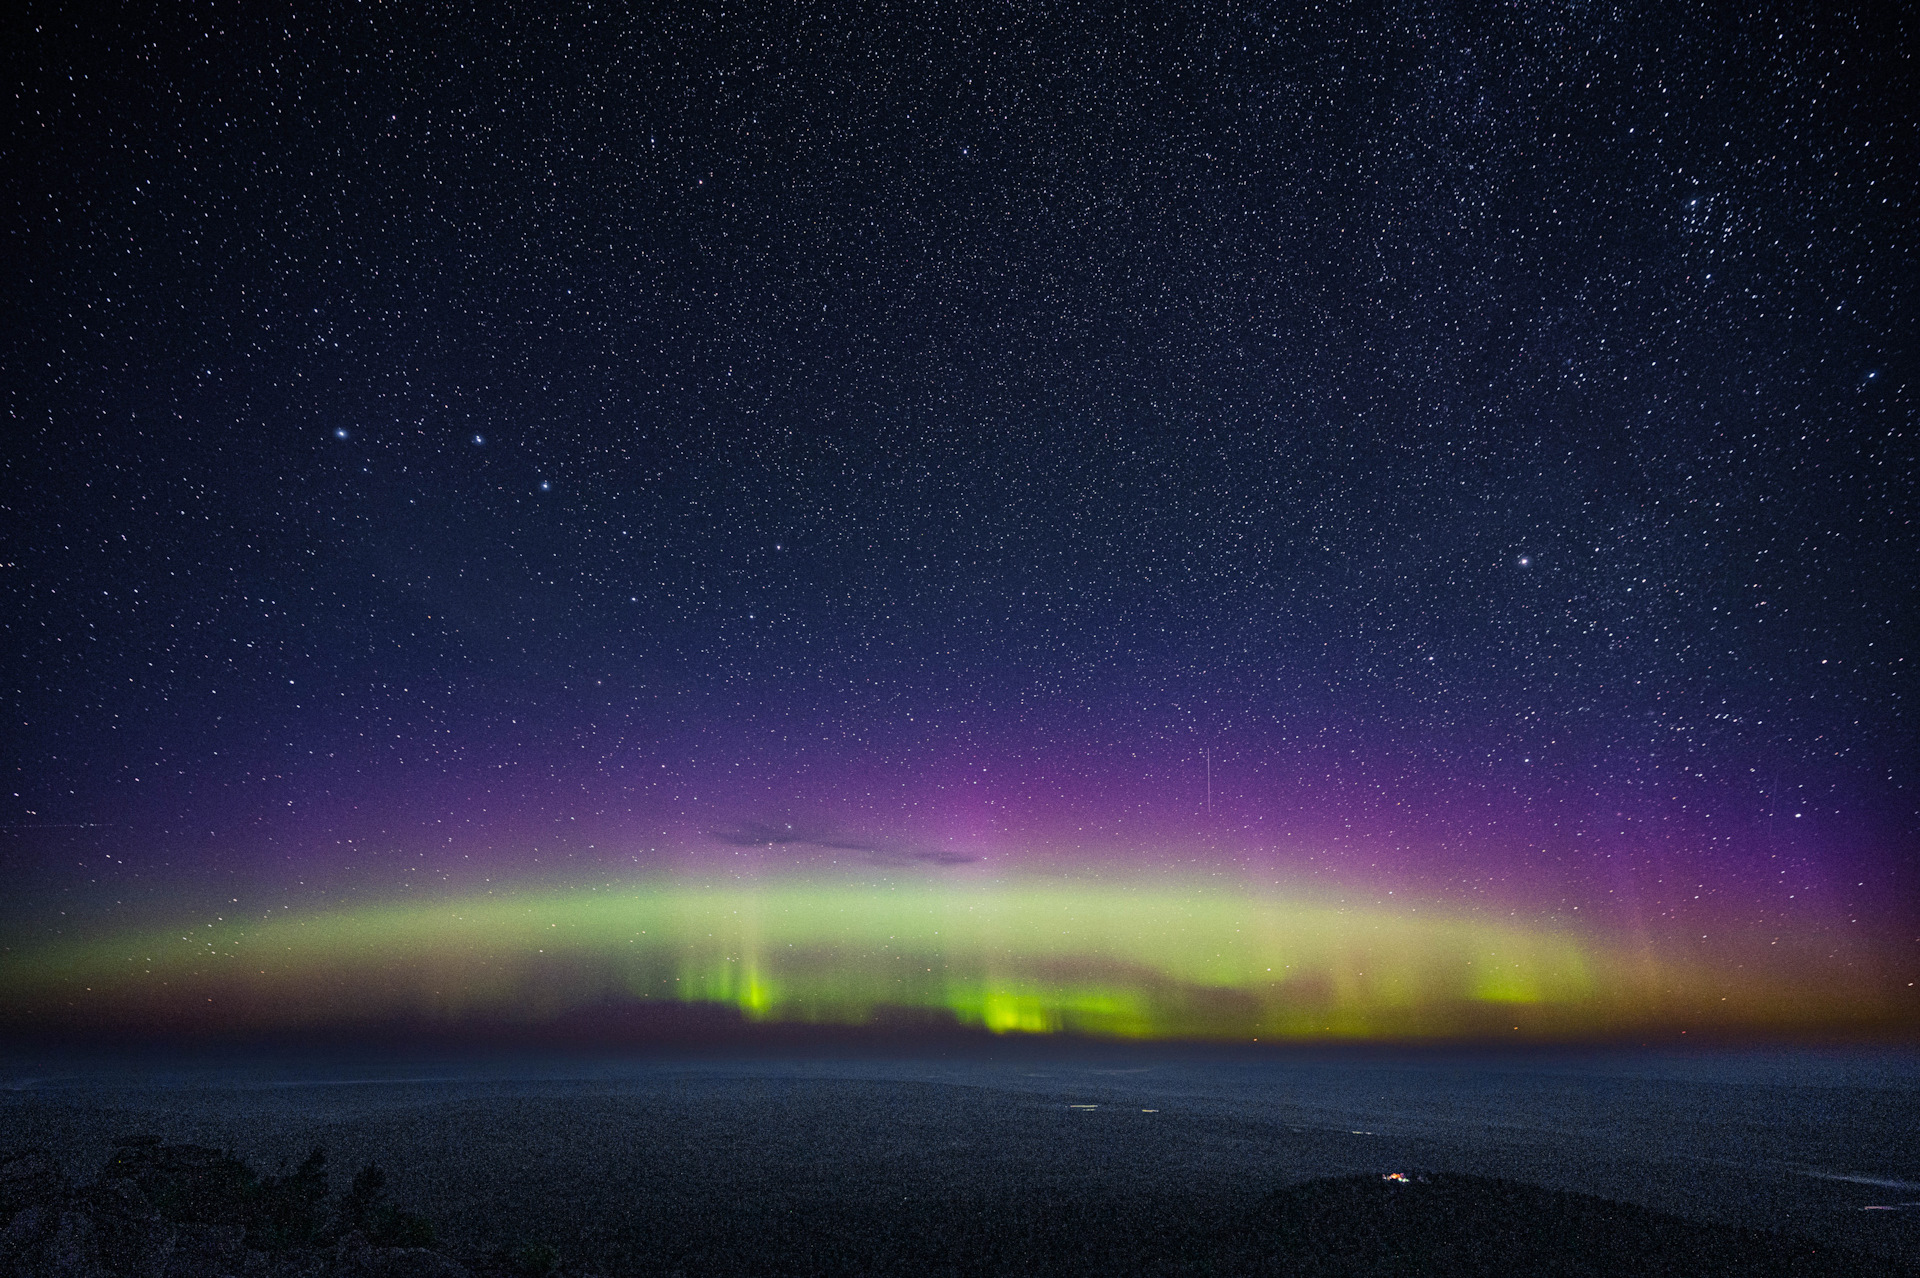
[3,2,1913,1011]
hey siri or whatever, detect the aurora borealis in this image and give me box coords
[7,876,1618,1040]
[4,4,1915,1050]
[4,834,1909,1043]
[0,874,1854,1042]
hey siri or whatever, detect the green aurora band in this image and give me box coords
[0,877,1875,1042]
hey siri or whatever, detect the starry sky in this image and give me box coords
[3,1,1914,1044]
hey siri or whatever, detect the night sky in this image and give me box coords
[4,2,1914,1044]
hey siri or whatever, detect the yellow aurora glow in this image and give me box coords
[0,877,1875,1041]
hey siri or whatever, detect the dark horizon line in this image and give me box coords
[3,1007,1914,1060]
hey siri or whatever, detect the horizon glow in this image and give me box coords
[3,873,1896,1044]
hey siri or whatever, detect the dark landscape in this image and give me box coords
[5,1048,1915,1276]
